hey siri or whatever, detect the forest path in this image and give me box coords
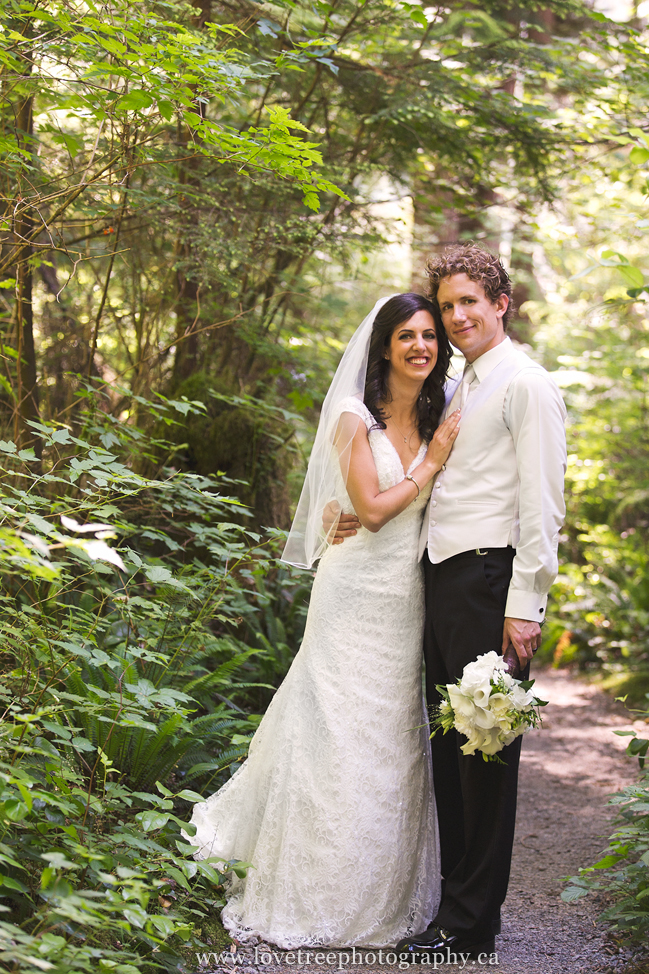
[485,667,647,974]
[198,668,648,974]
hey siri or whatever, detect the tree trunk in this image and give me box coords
[13,38,41,457]
[172,0,210,385]
[410,178,500,293]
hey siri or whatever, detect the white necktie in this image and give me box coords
[448,364,476,414]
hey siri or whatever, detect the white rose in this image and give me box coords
[479,650,505,668]
[511,684,535,711]
[462,651,502,684]
[459,669,490,694]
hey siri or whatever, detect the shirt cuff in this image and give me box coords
[505,588,548,622]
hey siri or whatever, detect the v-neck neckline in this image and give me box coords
[378,430,426,477]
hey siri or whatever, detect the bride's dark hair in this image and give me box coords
[364,292,452,442]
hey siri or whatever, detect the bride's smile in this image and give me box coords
[384,309,438,385]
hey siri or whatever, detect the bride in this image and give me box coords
[185,292,460,949]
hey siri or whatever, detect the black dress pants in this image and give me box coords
[424,547,526,943]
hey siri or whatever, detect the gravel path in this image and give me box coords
[194,668,648,974]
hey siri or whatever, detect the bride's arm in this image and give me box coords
[333,410,460,533]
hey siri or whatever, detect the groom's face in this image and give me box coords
[437,273,508,363]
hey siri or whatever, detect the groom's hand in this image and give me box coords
[331,512,360,543]
[323,501,360,544]
[502,617,541,665]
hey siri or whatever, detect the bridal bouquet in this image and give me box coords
[430,651,547,762]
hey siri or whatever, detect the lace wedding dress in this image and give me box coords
[186,398,440,948]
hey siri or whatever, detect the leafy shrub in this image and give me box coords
[545,532,649,674]
[561,695,649,942]
[0,386,301,971]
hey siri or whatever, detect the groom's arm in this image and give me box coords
[503,371,567,663]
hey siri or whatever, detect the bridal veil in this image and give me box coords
[281,295,394,569]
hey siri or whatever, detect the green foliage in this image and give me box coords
[561,698,649,942]
[3,0,634,528]
[0,0,341,216]
[521,124,649,694]
[0,0,350,526]
[0,386,305,971]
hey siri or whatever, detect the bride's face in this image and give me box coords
[384,310,438,384]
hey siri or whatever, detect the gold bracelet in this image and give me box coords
[405,473,420,497]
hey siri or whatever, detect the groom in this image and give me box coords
[334,244,567,960]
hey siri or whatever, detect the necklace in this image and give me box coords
[390,416,417,444]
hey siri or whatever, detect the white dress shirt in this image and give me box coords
[419,337,567,623]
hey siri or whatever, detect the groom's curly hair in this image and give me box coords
[364,292,452,443]
[425,244,515,329]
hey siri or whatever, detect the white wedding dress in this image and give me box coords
[187,398,440,948]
